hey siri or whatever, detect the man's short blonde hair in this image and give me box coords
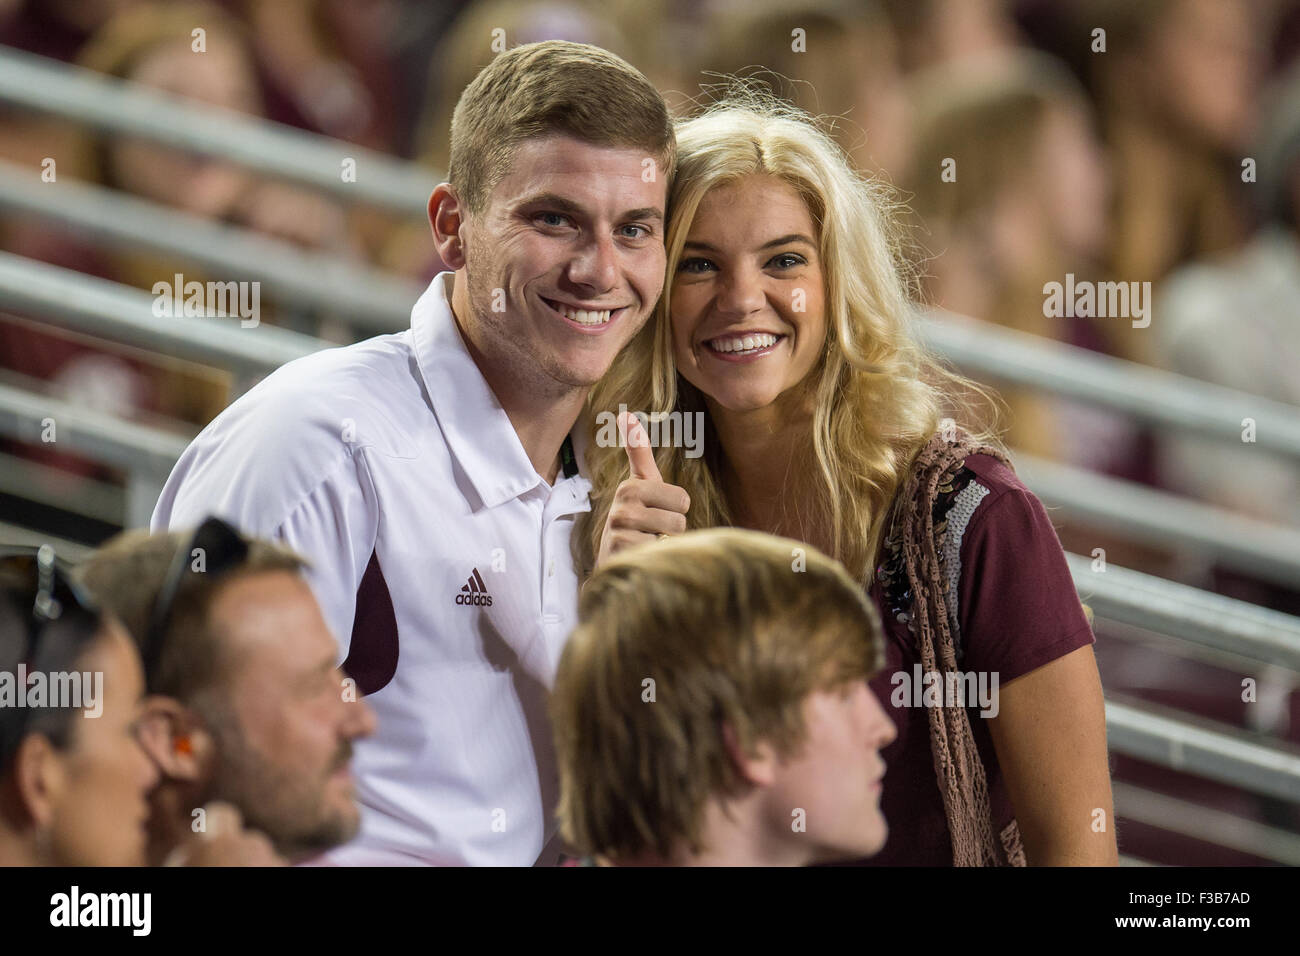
[448,39,676,214]
[552,528,885,861]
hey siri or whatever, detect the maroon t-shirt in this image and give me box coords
[860,453,1095,866]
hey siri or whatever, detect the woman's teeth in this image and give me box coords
[708,333,779,354]
[552,301,612,325]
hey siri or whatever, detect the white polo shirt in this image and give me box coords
[151,272,592,866]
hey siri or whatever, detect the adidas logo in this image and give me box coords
[455,567,493,606]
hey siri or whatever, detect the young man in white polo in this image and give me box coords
[151,40,675,865]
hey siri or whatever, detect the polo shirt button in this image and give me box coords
[543,613,560,624]
[547,560,555,577]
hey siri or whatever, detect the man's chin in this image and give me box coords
[329,810,362,846]
[286,810,361,858]
[325,791,363,841]
[545,360,617,393]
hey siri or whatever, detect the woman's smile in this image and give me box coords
[701,330,789,361]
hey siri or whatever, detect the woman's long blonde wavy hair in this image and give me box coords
[576,90,1004,585]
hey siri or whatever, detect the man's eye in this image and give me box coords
[619,223,650,240]
[536,212,570,228]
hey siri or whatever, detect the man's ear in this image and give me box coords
[11,733,65,828]
[137,696,215,784]
[429,183,468,270]
[721,721,779,788]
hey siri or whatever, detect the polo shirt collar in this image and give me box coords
[411,273,585,510]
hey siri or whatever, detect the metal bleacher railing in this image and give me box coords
[915,312,1300,461]
[0,251,322,526]
[1066,553,1300,673]
[0,250,322,375]
[0,158,424,335]
[0,46,429,213]
[2,46,1299,863]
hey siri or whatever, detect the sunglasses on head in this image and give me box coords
[143,516,249,690]
[0,544,99,663]
[1,545,104,767]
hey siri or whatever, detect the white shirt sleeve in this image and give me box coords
[151,412,380,662]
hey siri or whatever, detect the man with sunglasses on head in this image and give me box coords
[78,517,376,866]
[0,546,157,866]
[149,41,674,865]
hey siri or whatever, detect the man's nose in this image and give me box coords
[877,711,898,748]
[343,695,378,740]
[567,234,619,293]
[865,686,898,748]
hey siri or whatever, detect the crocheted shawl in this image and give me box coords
[892,428,1027,867]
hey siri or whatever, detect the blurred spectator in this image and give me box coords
[880,0,1019,72]
[907,53,1108,324]
[1079,0,1264,320]
[0,1,363,497]
[0,1,362,306]
[238,0,405,152]
[0,0,146,62]
[905,52,1145,476]
[690,0,909,178]
[1154,64,1300,531]
[0,548,157,866]
[75,1,356,256]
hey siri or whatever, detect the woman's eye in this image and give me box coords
[678,257,715,274]
[769,253,806,270]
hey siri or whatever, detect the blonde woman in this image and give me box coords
[578,95,1117,866]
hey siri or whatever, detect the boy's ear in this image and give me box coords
[428,183,468,270]
[136,696,215,784]
[721,721,779,788]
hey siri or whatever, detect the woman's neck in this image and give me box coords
[707,395,816,540]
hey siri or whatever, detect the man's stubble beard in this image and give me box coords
[202,702,358,858]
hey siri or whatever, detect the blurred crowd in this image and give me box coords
[0,0,1297,548]
[0,0,1298,867]
[2,0,1298,523]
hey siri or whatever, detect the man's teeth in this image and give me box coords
[708,333,779,353]
[553,301,612,325]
